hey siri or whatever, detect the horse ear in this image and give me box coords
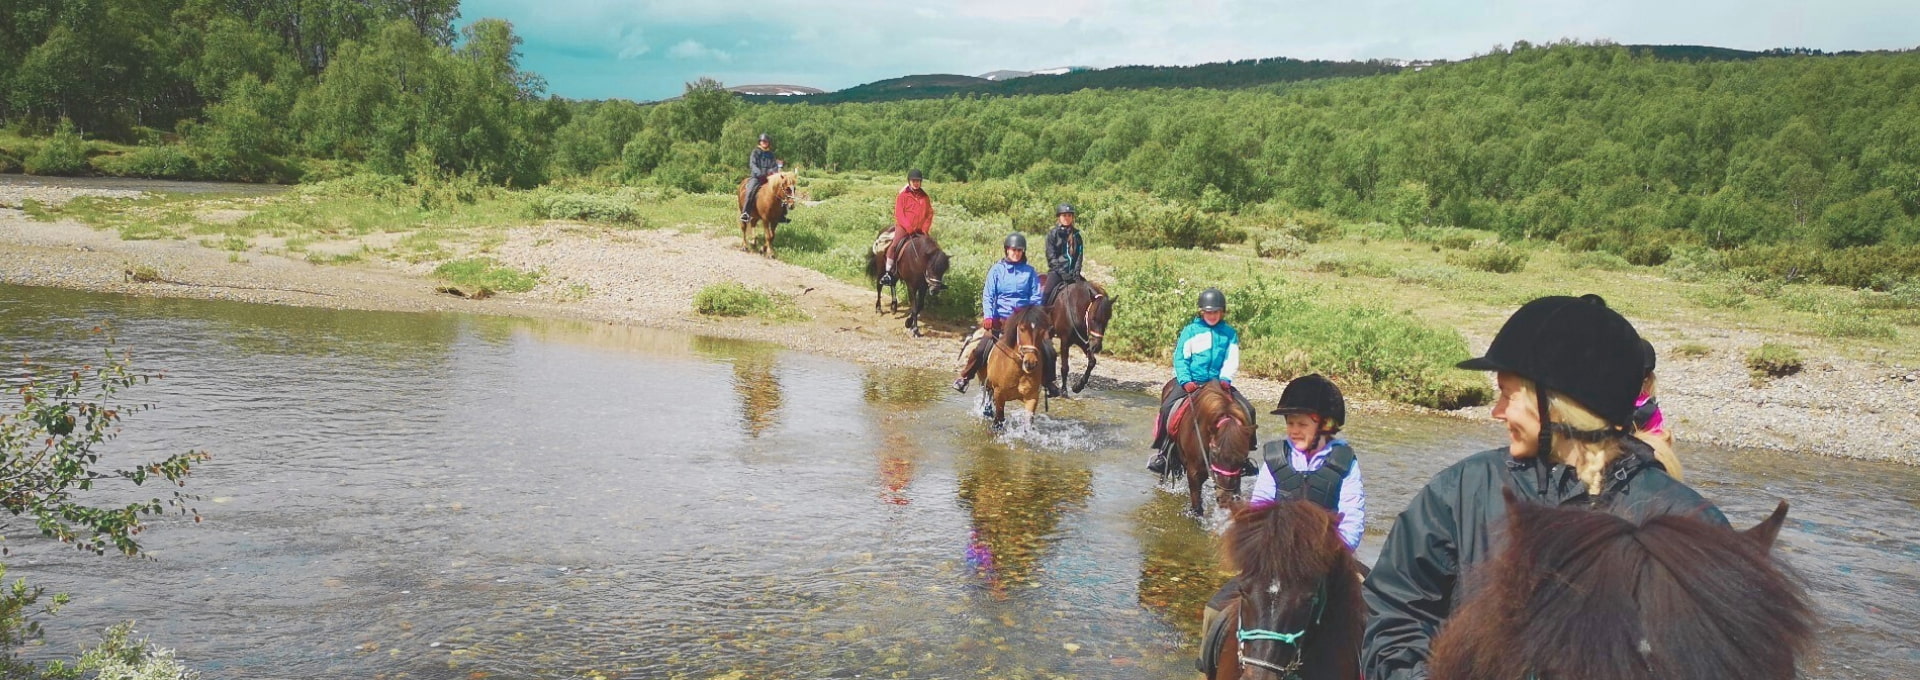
[1744,501,1790,551]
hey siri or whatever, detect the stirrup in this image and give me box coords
[1147,452,1168,475]
[952,377,969,393]
[879,272,897,286]
[740,211,753,222]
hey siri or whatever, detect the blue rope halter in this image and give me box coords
[1235,580,1328,678]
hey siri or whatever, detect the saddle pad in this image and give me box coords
[1196,599,1232,678]
[871,231,894,255]
[1163,395,1193,438]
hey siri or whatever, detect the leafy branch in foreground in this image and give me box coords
[1,329,209,676]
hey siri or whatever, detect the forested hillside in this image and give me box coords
[3,2,1917,285]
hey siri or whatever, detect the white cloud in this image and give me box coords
[669,39,733,63]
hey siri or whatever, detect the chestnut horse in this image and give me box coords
[1161,380,1256,517]
[981,306,1052,428]
[1043,280,1113,395]
[1204,500,1364,680]
[866,232,950,336]
[1429,492,1816,680]
[736,171,796,257]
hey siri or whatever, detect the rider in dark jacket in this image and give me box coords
[1042,203,1084,306]
[1361,295,1728,680]
[742,133,785,223]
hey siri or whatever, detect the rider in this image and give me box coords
[1198,372,1366,661]
[953,233,1058,398]
[741,133,786,224]
[1362,294,1728,680]
[1147,287,1256,475]
[1041,203,1084,306]
[1633,338,1684,480]
[879,169,933,287]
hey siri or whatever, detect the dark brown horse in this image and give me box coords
[866,232,950,336]
[1429,491,1816,680]
[981,306,1052,428]
[736,171,796,257]
[1162,380,1256,517]
[1043,280,1113,394]
[1207,500,1365,680]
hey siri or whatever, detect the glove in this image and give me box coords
[980,318,997,331]
[1182,382,1199,393]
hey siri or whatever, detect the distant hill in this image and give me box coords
[741,58,1399,104]
[728,84,826,96]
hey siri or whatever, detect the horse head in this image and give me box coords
[1003,307,1050,375]
[1427,491,1815,680]
[1200,383,1254,499]
[924,247,950,294]
[1083,290,1113,355]
[1224,500,1356,680]
[771,172,798,208]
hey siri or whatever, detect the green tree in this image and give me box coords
[675,77,736,144]
[1819,188,1904,248]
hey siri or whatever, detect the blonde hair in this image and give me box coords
[1634,371,1686,481]
[1508,377,1623,496]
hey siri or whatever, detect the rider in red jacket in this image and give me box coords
[881,169,933,286]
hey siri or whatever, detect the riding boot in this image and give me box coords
[879,256,897,286]
[740,210,752,222]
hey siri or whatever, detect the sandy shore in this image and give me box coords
[4,178,1916,464]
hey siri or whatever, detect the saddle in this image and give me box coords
[1156,395,1194,441]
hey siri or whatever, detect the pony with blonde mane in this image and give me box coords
[737,171,796,257]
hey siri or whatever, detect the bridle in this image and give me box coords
[1236,579,1327,679]
[991,322,1044,373]
[1202,409,1248,493]
[1070,291,1107,348]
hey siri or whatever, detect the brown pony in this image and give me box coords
[1043,280,1114,395]
[1162,380,1256,517]
[736,171,796,257]
[981,306,1052,428]
[866,232,950,336]
[1429,491,1816,680]
[1208,499,1365,680]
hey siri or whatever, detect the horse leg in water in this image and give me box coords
[1074,344,1097,393]
[905,282,924,337]
[1054,334,1074,397]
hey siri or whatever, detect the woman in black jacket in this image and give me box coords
[1361,295,1726,680]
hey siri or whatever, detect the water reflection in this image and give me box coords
[1135,491,1230,639]
[864,367,946,506]
[692,337,784,438]
[955,444,1095,593]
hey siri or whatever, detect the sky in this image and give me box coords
[459,0,1920,102]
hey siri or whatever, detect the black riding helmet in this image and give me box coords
[1271,374,1346,433]
[758,133,772,143]
[1456,294,1645,428]
[1057,203,1076,215]
[1003,232,1028,251]
[908,168,924,181]
[1197,288,1226,312]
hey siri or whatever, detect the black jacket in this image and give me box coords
[750,148,779,179]
[1361,447,1726,680]
[1045,224,1083,278]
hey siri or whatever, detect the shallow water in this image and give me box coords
[1,284,1913,678]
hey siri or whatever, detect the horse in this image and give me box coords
[736,171,796,257]
[1204,500,1365,680]
[1428,491,1816,680]
[980,306,1052,428]
[865,232,950,336]
[1043,280,1113,395]
[1161,380,1256,517]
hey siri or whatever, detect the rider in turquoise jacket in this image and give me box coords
[1149,288,1257,474]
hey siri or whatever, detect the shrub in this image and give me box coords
[298,173,411,203]
[431,257,540,293]
[1309,254,1394,278]
[0,151,20,173]
[1253,231,1308,259]
[23,119,89,176]
[1393,265,1464,287]
[1662,246,1726,283]
[948,179,1032,217]
[1565,250,1633,271]
[1673,342,1713,358]
[526,191,639,223]
[1282,210,1343,244]
[806,180,850,201]
[1106,201,1242,250]
[1685,282,1750,310]
[1746,343,1803,379]
[92,145,200,179]
[1445,244,1529,273]
[693,282,807,321]
[1817,314,1897,340]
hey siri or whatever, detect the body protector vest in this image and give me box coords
[1261,442,1356,512]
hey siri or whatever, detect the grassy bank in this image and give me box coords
[14,171,1918,410]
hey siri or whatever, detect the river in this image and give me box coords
[1,284,1913,678]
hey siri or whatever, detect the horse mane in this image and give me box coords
[1225,500,1365,679]
[1000,305,1050,349]
[1429,492,1815,680]
[1195,382,1254,456]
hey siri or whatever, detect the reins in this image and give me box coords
[1235,580,1329,679]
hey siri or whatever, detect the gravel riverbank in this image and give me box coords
[5,177,1916,464]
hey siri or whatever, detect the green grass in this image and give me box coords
[693,282,808,321]
[1746,343,1804,379]
[432,257,540,293]
[1672,342,1713,358]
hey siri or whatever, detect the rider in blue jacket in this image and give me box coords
[955,233,1057,397]
[1148,288,1256,474]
